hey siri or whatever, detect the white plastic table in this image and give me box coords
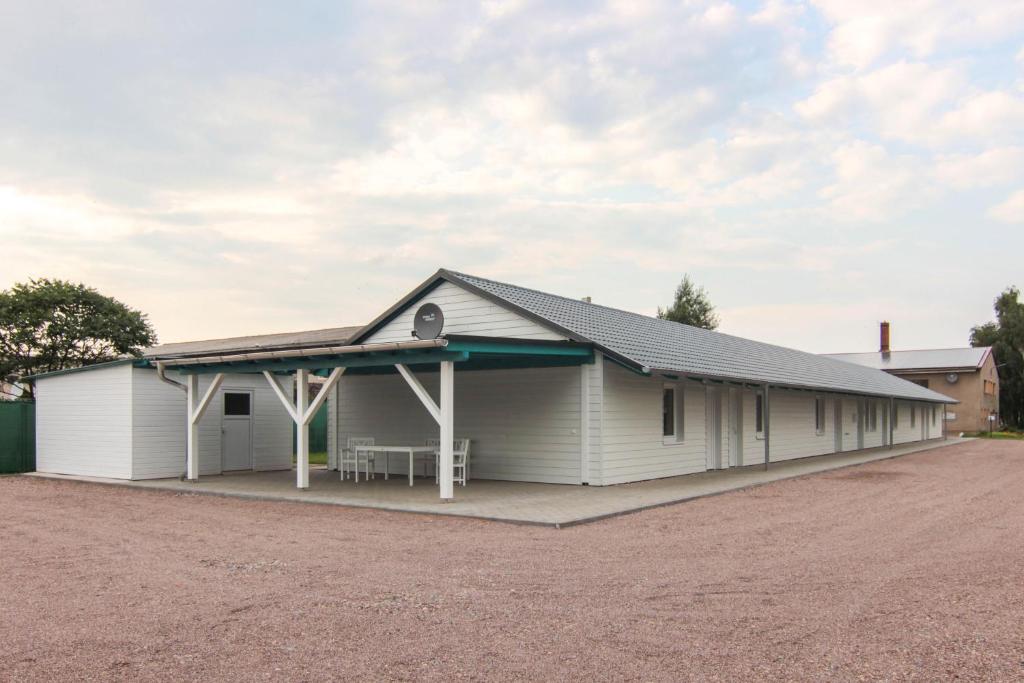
[358,445,437,486]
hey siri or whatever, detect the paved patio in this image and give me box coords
[31,438,967,526]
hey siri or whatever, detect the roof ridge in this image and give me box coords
[446,269,885,361]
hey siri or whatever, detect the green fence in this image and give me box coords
[0,401,35,474]
[292,401,329,454]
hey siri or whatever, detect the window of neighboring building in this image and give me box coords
[911,379,930,388]
[984,380,996,396]
[755,393,765,438]
[814,397,825,435]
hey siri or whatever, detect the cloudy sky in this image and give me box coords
[2,1,1022,353]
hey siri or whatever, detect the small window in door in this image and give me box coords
[224,392,251,416]
[814,397,825,435]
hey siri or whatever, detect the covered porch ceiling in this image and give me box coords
[154,335,595,375]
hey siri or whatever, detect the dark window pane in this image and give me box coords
[756,394,764,433]
[662,389,674,437]
[224,392,251,416]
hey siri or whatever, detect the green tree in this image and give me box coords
[0,279,157,399]
[970,286,1024,428]
[657,274,719,330]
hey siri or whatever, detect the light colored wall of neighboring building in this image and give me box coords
[363,281,566,344]
[35,363,133,478]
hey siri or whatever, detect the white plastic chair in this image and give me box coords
[340,436,375,482]
[428,438,471,486]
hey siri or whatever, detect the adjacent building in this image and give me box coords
[824,322,998,434]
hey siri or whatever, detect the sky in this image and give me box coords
[1,0,1023,354]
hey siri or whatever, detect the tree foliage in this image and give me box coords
[0,279,157,399]
[657,274,719,330]
[970,286,1024,428]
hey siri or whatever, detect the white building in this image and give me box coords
[30,269,954,497]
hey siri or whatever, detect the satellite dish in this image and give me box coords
[412,303,444,339]
[945,373,959,384]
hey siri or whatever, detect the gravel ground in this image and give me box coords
[2,440,1023,682]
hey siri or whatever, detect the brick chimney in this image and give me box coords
[880,321,891,354]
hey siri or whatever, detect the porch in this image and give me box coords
[28,438,964,526]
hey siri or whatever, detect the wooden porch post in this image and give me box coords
[186,375,200,481]
[439,360,454,501]
[296,369,310,489]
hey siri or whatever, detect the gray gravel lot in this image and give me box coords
[2,439,1023,681]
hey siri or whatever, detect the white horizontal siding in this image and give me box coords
[132,370,293,479]
[596,362,707,485]
[34,363,133,479]
[335,365,582,484]
[364,281,565,343]
[765,390,836,462]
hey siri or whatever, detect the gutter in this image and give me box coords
[155,338,448,369]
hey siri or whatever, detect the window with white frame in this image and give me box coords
[755,392,765,438]
[814,397,825,435]
[662,384,685,442]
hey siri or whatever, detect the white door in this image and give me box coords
[841,399,859,452]
[729,388,743,467]
[222,391,253,471]
[705,387,723,470]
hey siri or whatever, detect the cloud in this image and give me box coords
[811,0,1024,69]
[988,190,1024,222]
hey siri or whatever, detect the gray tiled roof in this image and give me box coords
[446,271,955,403]
[145,326,362,359]
[822,347,990,372]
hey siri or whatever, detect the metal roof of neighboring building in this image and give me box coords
[145,326,362,359]
[821,347,992,373]
[426,270,954,403]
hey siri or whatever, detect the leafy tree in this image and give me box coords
[0,279,157,399]
[657,274,719,330]
[971,286,1024,428]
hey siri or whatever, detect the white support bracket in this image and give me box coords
[185,373,225,481]
[262,368,347,490]
[395,362,453,500]
[395,364,441,423]
[263,371,299,422]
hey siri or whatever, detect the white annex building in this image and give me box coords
[31,269,955,500]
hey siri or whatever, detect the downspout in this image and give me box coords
[156,361,190,479]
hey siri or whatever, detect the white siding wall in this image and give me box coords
[130,370,293,479]
[596,362,707,485]
[583,351,604,484]
[364,281,566,343]
[766,390,837,462]
[335,365,583,484]
[35,363,133,478]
